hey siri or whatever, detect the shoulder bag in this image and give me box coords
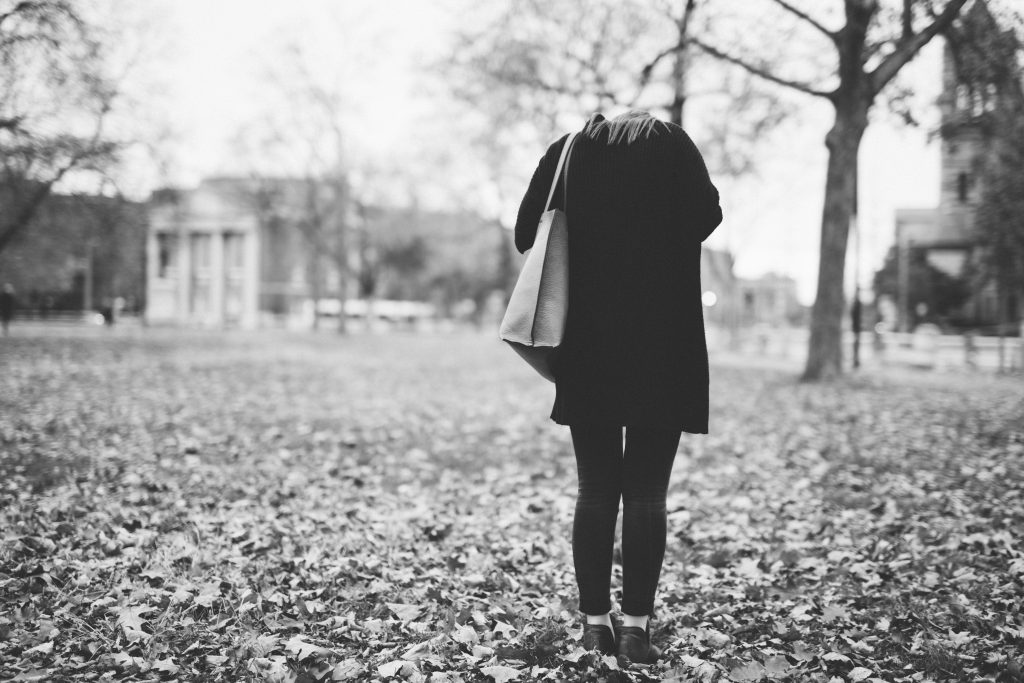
[499,132,577,382]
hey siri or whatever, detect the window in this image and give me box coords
[958,172,969,203]
[984,83,998,113]
[156,233,177,278]
[956,84,970,112]
[224,233,245,271]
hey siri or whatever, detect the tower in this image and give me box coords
[892,0,1021,331]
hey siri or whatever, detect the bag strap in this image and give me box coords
[543,131,578,212]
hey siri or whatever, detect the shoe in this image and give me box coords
[582,623,615,655]
[616,624,660,664]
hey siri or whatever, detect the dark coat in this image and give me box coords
[513,112,722,433]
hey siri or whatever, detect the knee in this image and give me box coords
[577,485,621,509]
[621,487,667,509]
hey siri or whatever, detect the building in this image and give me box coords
[145,177,502,328]
[892,1,1022,332]
[146,179,263,327]
[738,273,805,327]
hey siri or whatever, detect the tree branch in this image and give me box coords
[869,0,969,95]
[0,165,64,253]
[640,44,678,88]
[0,1,35,30]
[0,116,24,132]
[0,104,113,254]
[769,0,838,42]
[639,0,698,89]
[692,37,835,99]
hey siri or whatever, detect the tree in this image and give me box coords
[0,0,120,255]
[234,41,353,333]
[442,0,789,305]
[687,0,968,379]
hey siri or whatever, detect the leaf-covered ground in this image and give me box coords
[1,328,1023,683]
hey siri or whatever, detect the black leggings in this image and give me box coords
[570,424,682,616]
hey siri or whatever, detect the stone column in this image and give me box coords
[242,227,260,329]
[210,229,225,327]
[144,227,159,325]
[177,227,191,325]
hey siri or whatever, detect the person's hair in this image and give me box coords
[583,110,671,144]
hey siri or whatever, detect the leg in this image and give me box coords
[569,423,623,616]
[620,424,682,618]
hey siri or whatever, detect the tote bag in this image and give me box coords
[499,132,577,382]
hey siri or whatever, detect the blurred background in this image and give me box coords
[1,0,1022,374]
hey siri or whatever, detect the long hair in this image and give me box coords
[582,110,671,145]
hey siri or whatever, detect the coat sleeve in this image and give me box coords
[672,127,723,242]
[514,133,570,254]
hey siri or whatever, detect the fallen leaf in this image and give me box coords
[331,659,363,680]
[452,624,478,645]
[823,652,851,663]
[23,641,53,656]
[285,635,327,660]
[387,603,423,623]
[153,657,179,674]
[731,661,766,682]
[480,665,521,682]
[377,660,412,677]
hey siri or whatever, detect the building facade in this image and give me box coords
[145,177,513,329]
[738,273,805,327]
[891,2,1021,332]
[146,179,261,327]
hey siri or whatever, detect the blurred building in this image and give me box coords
[738,273,805,327]
[145,177,500,328]
[892,1,1022,332]
[146,179,263,327]
[0,191,146,316]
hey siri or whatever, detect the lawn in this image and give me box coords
[1,328,1022,682]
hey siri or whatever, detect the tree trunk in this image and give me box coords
[670,44,686,127]
[335,240,348,335]
[1018,291,1024,373]
[802,108,867,380]
[337,262,349,335]
[668,0,696,127]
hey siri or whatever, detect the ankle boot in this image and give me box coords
[582,623,615,655]
[616,624,660,664]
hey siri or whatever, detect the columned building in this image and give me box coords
[146,180,261,328]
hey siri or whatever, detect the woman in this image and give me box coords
[513,111,722,664]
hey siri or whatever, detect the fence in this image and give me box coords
[707,324,1024,373]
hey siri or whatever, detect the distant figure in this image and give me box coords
[1,283,15,336]
[513,111,722,664]
[851,297,862,369]
[101,297,115,327]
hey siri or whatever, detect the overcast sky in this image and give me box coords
[141,0,945,305]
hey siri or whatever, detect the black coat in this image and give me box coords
[513,112,722,433]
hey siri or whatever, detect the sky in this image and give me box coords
[137,0,946,306]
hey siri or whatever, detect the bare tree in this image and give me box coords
[443,0,790,306]
[235,41,353,333]
[0,0,120,254]
[687,0,969,379]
